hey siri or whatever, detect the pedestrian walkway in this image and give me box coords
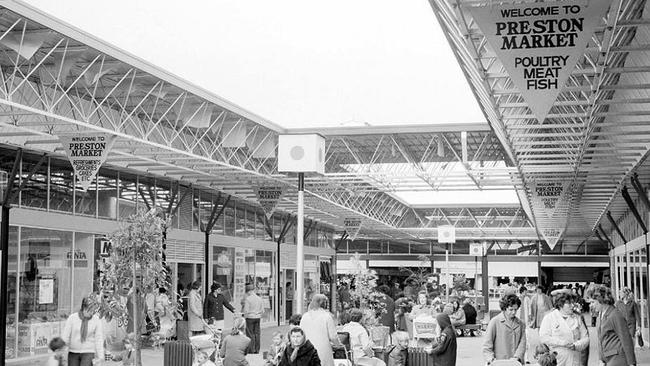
[11,324,648,366]
[134,324,650,366]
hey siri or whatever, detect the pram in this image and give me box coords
[333,332,354,366]
[189,319,222,364]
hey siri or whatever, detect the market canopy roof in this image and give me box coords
[428,0,650,252]
[3,0,645,255]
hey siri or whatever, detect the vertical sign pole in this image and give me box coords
[445,249,449,303]
[296,173,305,314]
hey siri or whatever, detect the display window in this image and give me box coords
[213,246,235,302]
[4,227,101,359]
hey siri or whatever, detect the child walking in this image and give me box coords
[47,337,66,366]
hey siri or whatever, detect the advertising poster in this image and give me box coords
[469,0,610,121]
[59,133,116,191]
[38,278,54,304]
[343,218,362,241]
[253,185,286,218]
[233,248,246,310]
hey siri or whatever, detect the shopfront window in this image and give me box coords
[118,173,137,218]
[304,254,319,311]
[97,171,118,219]
[49,159,74,213]
[213,247,235,300]
[17,227,72,357]
[255,250,274,323]
[5,226,19,359]
[75,179,97,217]
[21,155,48,210]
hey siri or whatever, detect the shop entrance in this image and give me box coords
[171,262,204,314]
[281,269,295,323]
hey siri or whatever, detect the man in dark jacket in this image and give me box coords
[377,285,396,333]
[204,282,235,331]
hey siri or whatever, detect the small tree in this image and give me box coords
[97,208,172,366]
[400,254,434,294]
[339,253,386,326]
[452,274,471,295]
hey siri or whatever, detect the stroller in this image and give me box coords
[333,332,354,366]
[189,319,222,365]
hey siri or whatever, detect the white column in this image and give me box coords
[296,173,305,313]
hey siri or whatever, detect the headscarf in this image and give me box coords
[436,313,452,331]
[289,328,306,363]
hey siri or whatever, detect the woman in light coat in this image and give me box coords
[188,281,205,336]
[539,293,589,366]
[300,294,341,366]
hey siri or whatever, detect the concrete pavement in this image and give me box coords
[10,323,650,365]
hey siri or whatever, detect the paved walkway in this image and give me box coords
[10,324,650,365]
[134,324,649,366]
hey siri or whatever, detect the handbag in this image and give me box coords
[638,333,644,347]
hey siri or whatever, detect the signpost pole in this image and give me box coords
[296,173,305,314]
[445,249,450,303]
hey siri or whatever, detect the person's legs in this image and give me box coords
[68,352,81,366]
[77,353,95,366]
[252,318,261,353]
[245,318,255,353]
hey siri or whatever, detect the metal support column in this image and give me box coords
[481,254,488,313]
[608,211,628,244]
[622,186,648,234]
[296,173,305,314]
[203,194,229,296]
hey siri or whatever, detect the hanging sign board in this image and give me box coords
[530,180,571,250]
[469,243,484,256]
[343,218,362,241]
[412,315,440,339]
[541,228,565,250]
[438,225,456,243]
[253,185,286,218]
[59,133,116,191]
[469,0,610,122]
[531,181,571,219]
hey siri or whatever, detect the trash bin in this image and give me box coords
[163,340,193,366]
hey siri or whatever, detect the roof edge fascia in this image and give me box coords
[286,122,490,136]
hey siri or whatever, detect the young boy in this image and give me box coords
[47,337,66,366]
[264,331,286,366]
